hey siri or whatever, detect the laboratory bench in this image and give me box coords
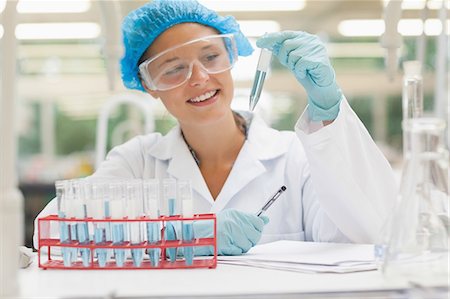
[18,254,449,299]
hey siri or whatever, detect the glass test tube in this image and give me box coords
[55,180,71,267]
[163,178,178,263]
[65,180,79,264]
[126,180,145,267]
[73,179,90,267]
[89,183,108,267]
[179,180,194,266]
[144,179,161,267]
[249,48,272,111]
[109,182,126,267]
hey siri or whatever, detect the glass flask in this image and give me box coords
[381,118,449,283]
[402,61,424,121]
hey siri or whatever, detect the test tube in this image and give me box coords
[163,178,178,263]
[102,181,113,261]
[126,180,145,267]
[249,48,272,111]
[109,182,126,267]
[65,180,79,264]
[55,180,71,266]
[143,179,161,267]
[179,180,194,266]
[89,182,108,267]
[72,180,90,267]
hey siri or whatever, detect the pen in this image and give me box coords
[256,186,287,216]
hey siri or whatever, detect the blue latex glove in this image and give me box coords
[257,31,342,121]
[194,209,269,256]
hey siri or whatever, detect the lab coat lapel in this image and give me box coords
[148,126,214,204]
[212,142,266,212]
[212,112,288,212]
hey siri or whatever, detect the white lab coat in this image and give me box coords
[33,98,397,248]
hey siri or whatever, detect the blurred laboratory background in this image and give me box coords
[1,0,448,248]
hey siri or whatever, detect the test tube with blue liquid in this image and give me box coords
[73,180,90,267]
[89,183,108,267]
[65,180,79,264]
[249,48,272,111]
[163,178,178,263]
[109,182,126,267]
[179,180,194,266]
[55,180,71,266]
[143,179,161,267]
[126,180,145,267]
[103,181,113,261]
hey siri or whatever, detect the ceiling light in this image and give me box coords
[198,0,305,11]
[17,0,91,13]
[238,21,281,37]
[0,0,6,13]
[397,19,424,36]
[327,43,385,58]
[338,20,385,37]
[382,0,449,10]
[338,19,449,37]
[16,23,101,40]
[424,19,446,35]
[427,0,449,9]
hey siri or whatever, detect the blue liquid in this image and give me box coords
[112,224,125,267]
[69,223,78,263]
[77,222,90,267]
[94,227,107,267]
[58,211,71,267]
[249,70,267,111]
[182,222,194,266]
[166,198,177,263]
[147,222,161,267]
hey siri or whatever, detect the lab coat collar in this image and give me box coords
[148,126,214,203]
[147,111,289,207]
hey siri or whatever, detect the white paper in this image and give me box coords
[218,240,377,273]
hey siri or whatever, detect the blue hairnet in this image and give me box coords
[121,0,254,91]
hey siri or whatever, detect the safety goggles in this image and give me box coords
[139,34,238,91]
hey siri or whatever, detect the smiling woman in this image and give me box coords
[34,0,398,258]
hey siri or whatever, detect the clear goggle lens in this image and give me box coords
[139,34,238,91]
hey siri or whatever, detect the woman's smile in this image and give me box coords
[187,89,220,106]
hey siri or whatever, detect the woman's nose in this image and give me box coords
[188,61,209,87]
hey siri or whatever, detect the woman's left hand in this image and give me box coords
[257,31,342,121]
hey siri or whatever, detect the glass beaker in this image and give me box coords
[381,118,449,283]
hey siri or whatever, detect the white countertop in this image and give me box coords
[18,255,423,299]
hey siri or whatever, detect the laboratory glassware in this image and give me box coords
[73,180,90,267]
[163,178,178,263]
[143,179,161,267]
[179,180,194,265]
[126,180,145,267]
[402,61,424,121]
[381,118,449,283]
[65,180,79,264]
[109,182,126,267]
[249,48,272,111]
[90,182,108,267]
[55,180,71,267]
[402,61,424,156]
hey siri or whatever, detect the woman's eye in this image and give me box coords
[205,53,220,62]
[164,65,186,75]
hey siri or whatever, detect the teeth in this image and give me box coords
[189,90,216,103]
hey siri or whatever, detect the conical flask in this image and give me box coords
[381,117,449,283]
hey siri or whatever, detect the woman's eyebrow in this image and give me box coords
[158,56,180,68]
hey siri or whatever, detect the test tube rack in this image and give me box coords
[37,214,217,270]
